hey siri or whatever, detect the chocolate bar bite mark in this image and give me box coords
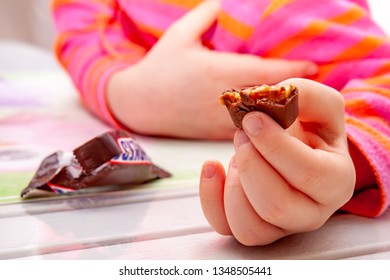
[220,84,299,129]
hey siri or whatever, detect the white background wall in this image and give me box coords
[369,0,390,34]
[0,0,55,49]
[0,0,389,50]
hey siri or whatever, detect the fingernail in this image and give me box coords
[234,129,250,148]
[243,113,263,136]
[203,163,216,179]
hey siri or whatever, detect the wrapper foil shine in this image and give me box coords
[21,130,171,198]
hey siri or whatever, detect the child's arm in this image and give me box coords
[53,0,318,140]
[52,0,147,127]
[106,1,318,139]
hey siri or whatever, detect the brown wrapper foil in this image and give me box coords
[220,84,299,129]
[21,130,171,199]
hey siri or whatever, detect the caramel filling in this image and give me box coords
[220,84,296,105]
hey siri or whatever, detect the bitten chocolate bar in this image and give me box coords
[220,84,299,129]
[21,130,171,198]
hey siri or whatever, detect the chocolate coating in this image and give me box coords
[220,84,299,129]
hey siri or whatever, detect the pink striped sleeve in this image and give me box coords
[340,74,390,217]
[52,0,146,127]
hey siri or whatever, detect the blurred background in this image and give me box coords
[0,0,389,51]
[0,0,55,50]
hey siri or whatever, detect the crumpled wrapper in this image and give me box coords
[21,130,171,198]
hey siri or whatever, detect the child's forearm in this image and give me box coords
[106,66,150,134]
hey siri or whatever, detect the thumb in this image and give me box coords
[163,0,220,44]
[282,78,346,141]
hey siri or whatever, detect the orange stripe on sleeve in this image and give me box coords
[372,61,390,77]
[332,36,385,61]
[330,5,366,25]
[346,117,390,153]
[263,21,329,58]
[160,0,202,9]
[364,76,390,87]
[342,86,390,98]
[262,0,295,19]
[52,0,75,10]
[263,6,366,58]
[218,10,254,40]
[84,57,115,105]
[345,99,380,117]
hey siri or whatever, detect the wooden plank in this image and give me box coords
[0,183,199,218]
[0,192,212,259]
[11,208,390,260]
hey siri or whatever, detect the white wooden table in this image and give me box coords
[2,188,390,260]
[1,0,390,260]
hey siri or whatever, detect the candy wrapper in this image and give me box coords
[21,130,171,198]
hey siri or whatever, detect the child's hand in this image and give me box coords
[107,1,318,139]
[199,78,356,245]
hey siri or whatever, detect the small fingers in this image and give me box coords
[241,111,353,206]
[234,130,327,232]
[209,53,318,86]
[223,157,287,245]
[164,0,220,44]
[199,160,231,235]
